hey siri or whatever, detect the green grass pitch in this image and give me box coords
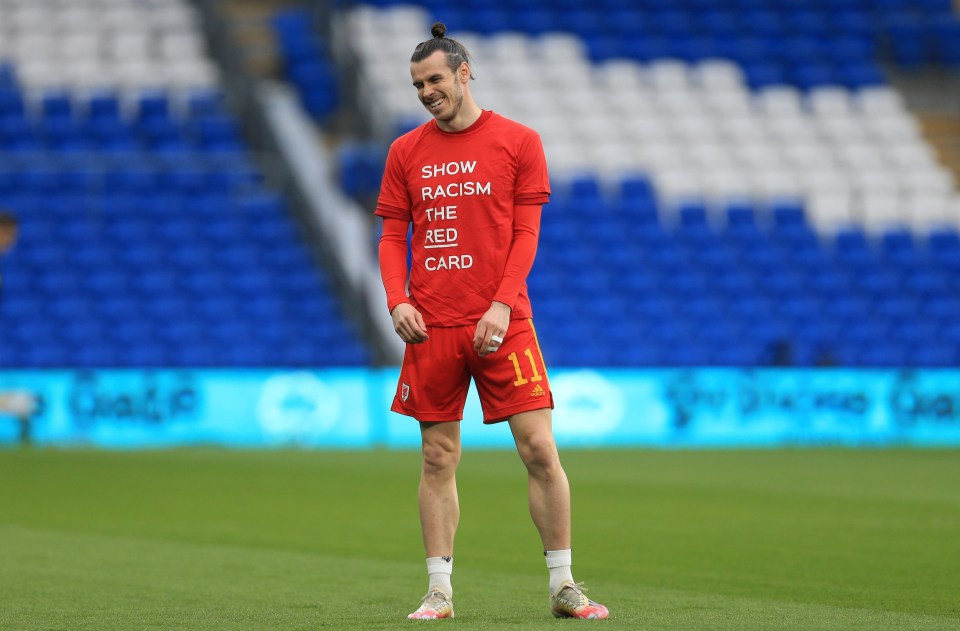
[1,448,958,630]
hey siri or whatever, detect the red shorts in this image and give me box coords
[391,318,554,423]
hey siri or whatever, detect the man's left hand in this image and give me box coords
[474,301,511,357]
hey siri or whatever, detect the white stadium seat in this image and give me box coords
[817,115,869,143]
[807,87,854,118]
[734,141,782,169]
[17,59,64,89]
[702,89,753,117]
[654,167,704,200]
[640,141,687,169]
[752,168,804,199]
[531,33,587,64]
[764,114,818,143]
[702,167,753,199]
[107,33,153,61]
[595,59,648,92]
[906,193,950,226]
[901,166,956,196]
[719,114,769,143]
[886,140,939,170]
[543,139,592,176]
[166,60,220,90]
[59,34,103,62]
[647,59,692,90]
[671,114,720,142]
[655,88,707,116]
[859,191,909,230]
[158,33,208,62]
[850,167,901,198]
[61,60,116,90]
[865,113,922,142]
[855,86,907,116]
[800,167,852,196]
[782,140,836,169]
[807,191,856,229]
[834,141,887,169]
[693,59,745,91]
[754,86,805,117]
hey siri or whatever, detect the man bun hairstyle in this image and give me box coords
[411,22,474,79]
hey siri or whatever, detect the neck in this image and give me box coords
[437,100,483,133]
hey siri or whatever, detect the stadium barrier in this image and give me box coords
[1,368,959,448]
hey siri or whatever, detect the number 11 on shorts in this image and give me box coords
[508,349,543,387]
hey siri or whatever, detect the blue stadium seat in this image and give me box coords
[661,342,713,367]
[40,90,73,121]
[824,36,875,65]
[120,344,169,367]
[584,36,621,62]
[882,14,932,66]
[515,9,559,35]
[741,10,784,38]
[930,15,960,65]
[70,344,121,368]
[140,292,193,326]
[742,61,786,89]
[836,61,887,88]
[0,88,26,119]
[85,90,122,121]
[724,201,757,230]
[907,345,956,367]
[788,10,832,39]
[917,0,955,12]
[770,199,808,230]
[621,37,670,62]
[185,89,227,118]
[698,10,739,38]
[136,91,171,123]
[711,343,763,367]
[141,119,185,149]
[858,343,909,367]
[0,63,16,89]
[14,343,66,367]
[560,9,606,38]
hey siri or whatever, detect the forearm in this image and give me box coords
[492,204,541,309]
[378,218,411,313]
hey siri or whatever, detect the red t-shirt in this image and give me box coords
[375,110,551,327]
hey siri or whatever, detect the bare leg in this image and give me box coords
[508,408,571,550]
[418,421,462,557]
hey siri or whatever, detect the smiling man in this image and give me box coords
[374,23,609,622]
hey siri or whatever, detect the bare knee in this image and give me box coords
[421,433,461,480]
[518,433,562,479]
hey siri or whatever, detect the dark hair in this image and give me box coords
[0,212,17,228]
[411,22,474,79]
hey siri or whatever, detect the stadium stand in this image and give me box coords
[321,0,960,367]
[271,7,340,122]
[0,0,370,368]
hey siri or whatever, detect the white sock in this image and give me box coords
[426,556,453,597]
[545,549,574,595]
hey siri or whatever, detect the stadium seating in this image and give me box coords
[0,0,370,368]
[271,7,340,122]
[333,1,960,367]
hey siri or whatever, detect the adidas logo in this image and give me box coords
[530,384,546,397]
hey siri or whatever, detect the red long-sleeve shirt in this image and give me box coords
[375,110,550,326]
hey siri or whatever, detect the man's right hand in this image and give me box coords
[391,303,429,344]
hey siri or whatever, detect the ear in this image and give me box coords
[458,62,470,82]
